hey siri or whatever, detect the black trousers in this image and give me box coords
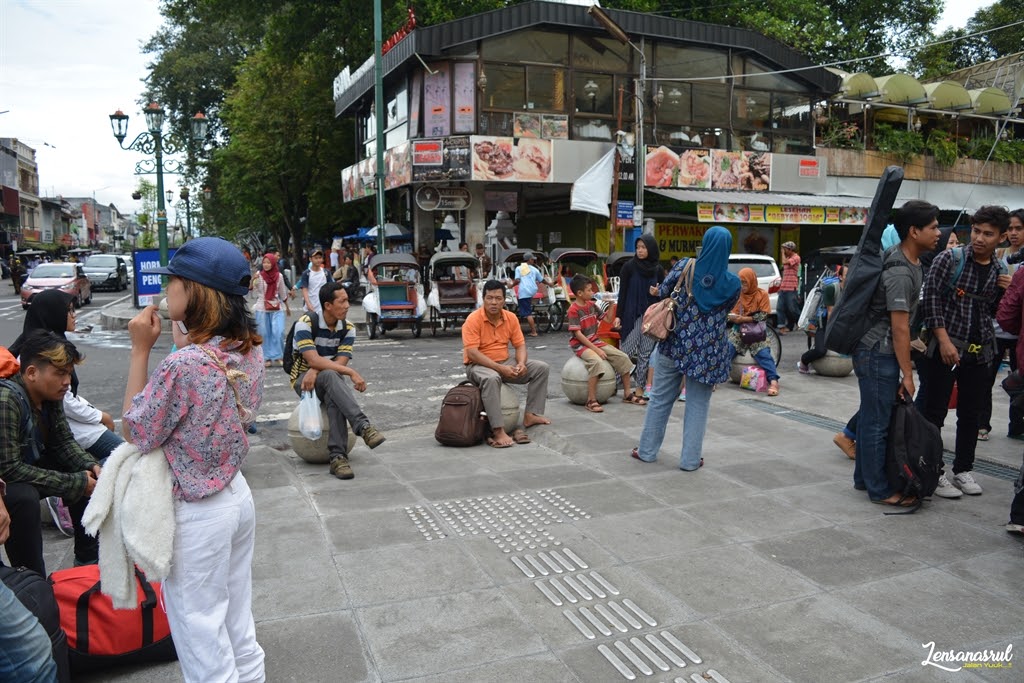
[915,352,989,474]
[0,483,95,576]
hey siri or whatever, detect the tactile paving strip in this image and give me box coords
[404,506,446,541]
[431,490,590,537]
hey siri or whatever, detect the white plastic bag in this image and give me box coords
[298,391,322,440]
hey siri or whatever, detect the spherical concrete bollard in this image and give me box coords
[287,404,357,463]
[500,385,520,434]
[729,352,758,384]
[811,350,854,377]
[560,355,617,405]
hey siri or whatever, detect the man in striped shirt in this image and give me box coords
[290,282,385,479]
[777,241,801,334]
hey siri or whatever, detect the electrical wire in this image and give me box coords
[646,18,1024,83]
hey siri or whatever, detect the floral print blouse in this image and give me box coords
[123,337,264,502]
[656,262,740,385]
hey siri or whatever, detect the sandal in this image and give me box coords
[680,458,704,472]
[585,399,604,413]
[872,494,918,507]
[486,436,514,449]
[511,428,531,444]
[623,394,648,406]
[630,447,654,463]
[767,381,779,397]
[977,429,990,441]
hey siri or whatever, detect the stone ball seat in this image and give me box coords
[810,350,854,377]
[287,403,357,463]
[561,355,616,405]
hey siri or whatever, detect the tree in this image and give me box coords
[966,0,1024,60]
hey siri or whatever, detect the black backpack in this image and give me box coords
[435,382,489,447]
[824,166,905,354]
[884,397,943,514]
[282,312,320,376]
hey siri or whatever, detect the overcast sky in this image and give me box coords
[0,0,996,222]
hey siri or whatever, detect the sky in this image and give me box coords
[0,0,999,223]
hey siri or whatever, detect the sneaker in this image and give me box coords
[832,433,856,460]
[678,390,686,402]
[1006,522,1024,535]
[952,471,983,495]
[796,361,811,375]
[46,497,74,537]
[329,456,354,480]
[361,425,386,449]
[933,474,964,498]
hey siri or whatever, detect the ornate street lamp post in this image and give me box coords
[179,187,192,242]
[108,103,207,266]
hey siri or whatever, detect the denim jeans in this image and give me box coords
[778,290,800,329]
[852,343,901,500]
[637,352,713,470]
[164,473,265,683]
[728,342,779,382]
[0,580,57,682]
[256,309,286,361]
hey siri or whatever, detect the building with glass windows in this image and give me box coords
[333,1,1022,266]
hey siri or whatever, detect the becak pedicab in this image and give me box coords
[497,248,562,332]
[362,253,427,339]
[596,251,634,347]
[426,251,481,335]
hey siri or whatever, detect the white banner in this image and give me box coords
[570,148,615,217]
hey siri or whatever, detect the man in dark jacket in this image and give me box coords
[0,331,100,574]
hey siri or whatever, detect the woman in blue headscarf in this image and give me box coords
[631,226,741,470]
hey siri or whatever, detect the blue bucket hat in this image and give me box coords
[143,237,251,296]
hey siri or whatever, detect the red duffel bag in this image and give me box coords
[49,564,177,673]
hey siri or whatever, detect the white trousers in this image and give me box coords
[164,473,265,683]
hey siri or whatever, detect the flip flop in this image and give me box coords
[585,399,604,413]
[623,394,648,405]
[766,381,779,396]
[511,429,531,444]
[486,437,514,449]
[872,495,918,508]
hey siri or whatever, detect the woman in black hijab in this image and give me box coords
[615,234,665,403]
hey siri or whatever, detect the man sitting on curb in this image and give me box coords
[463,279,551,448]
[289,282,385,479]
[0,331,100,574]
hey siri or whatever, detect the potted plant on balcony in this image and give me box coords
[872,123,924,164]
[925,130,959,168]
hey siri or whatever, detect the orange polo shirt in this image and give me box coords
[462,307,525,364]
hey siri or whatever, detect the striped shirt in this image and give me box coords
[567,300,606,356]
[781,253,801,291]
[288,313,355,388]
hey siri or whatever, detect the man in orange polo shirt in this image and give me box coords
[463,280,551,447]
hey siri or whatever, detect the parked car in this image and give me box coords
[82,253,129,291]
[21,262,92,309]
[727,253,781,323]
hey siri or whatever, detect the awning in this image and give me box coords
[969,87,1013,114]
[923,81,973,111]
[649,188,874,208]
[874,74,928,105]
[837,72,880,99]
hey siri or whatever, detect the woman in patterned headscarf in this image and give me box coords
[630,226,741,471]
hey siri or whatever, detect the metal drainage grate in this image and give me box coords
[737,399,1022,482]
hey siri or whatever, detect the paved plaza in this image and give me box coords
[28,302,1024,682]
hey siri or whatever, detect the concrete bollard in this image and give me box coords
[729,352,758,384]
[500,384,520,433]
[560,355,616,404]
[811,350,854,377]
[287,404,357,463]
